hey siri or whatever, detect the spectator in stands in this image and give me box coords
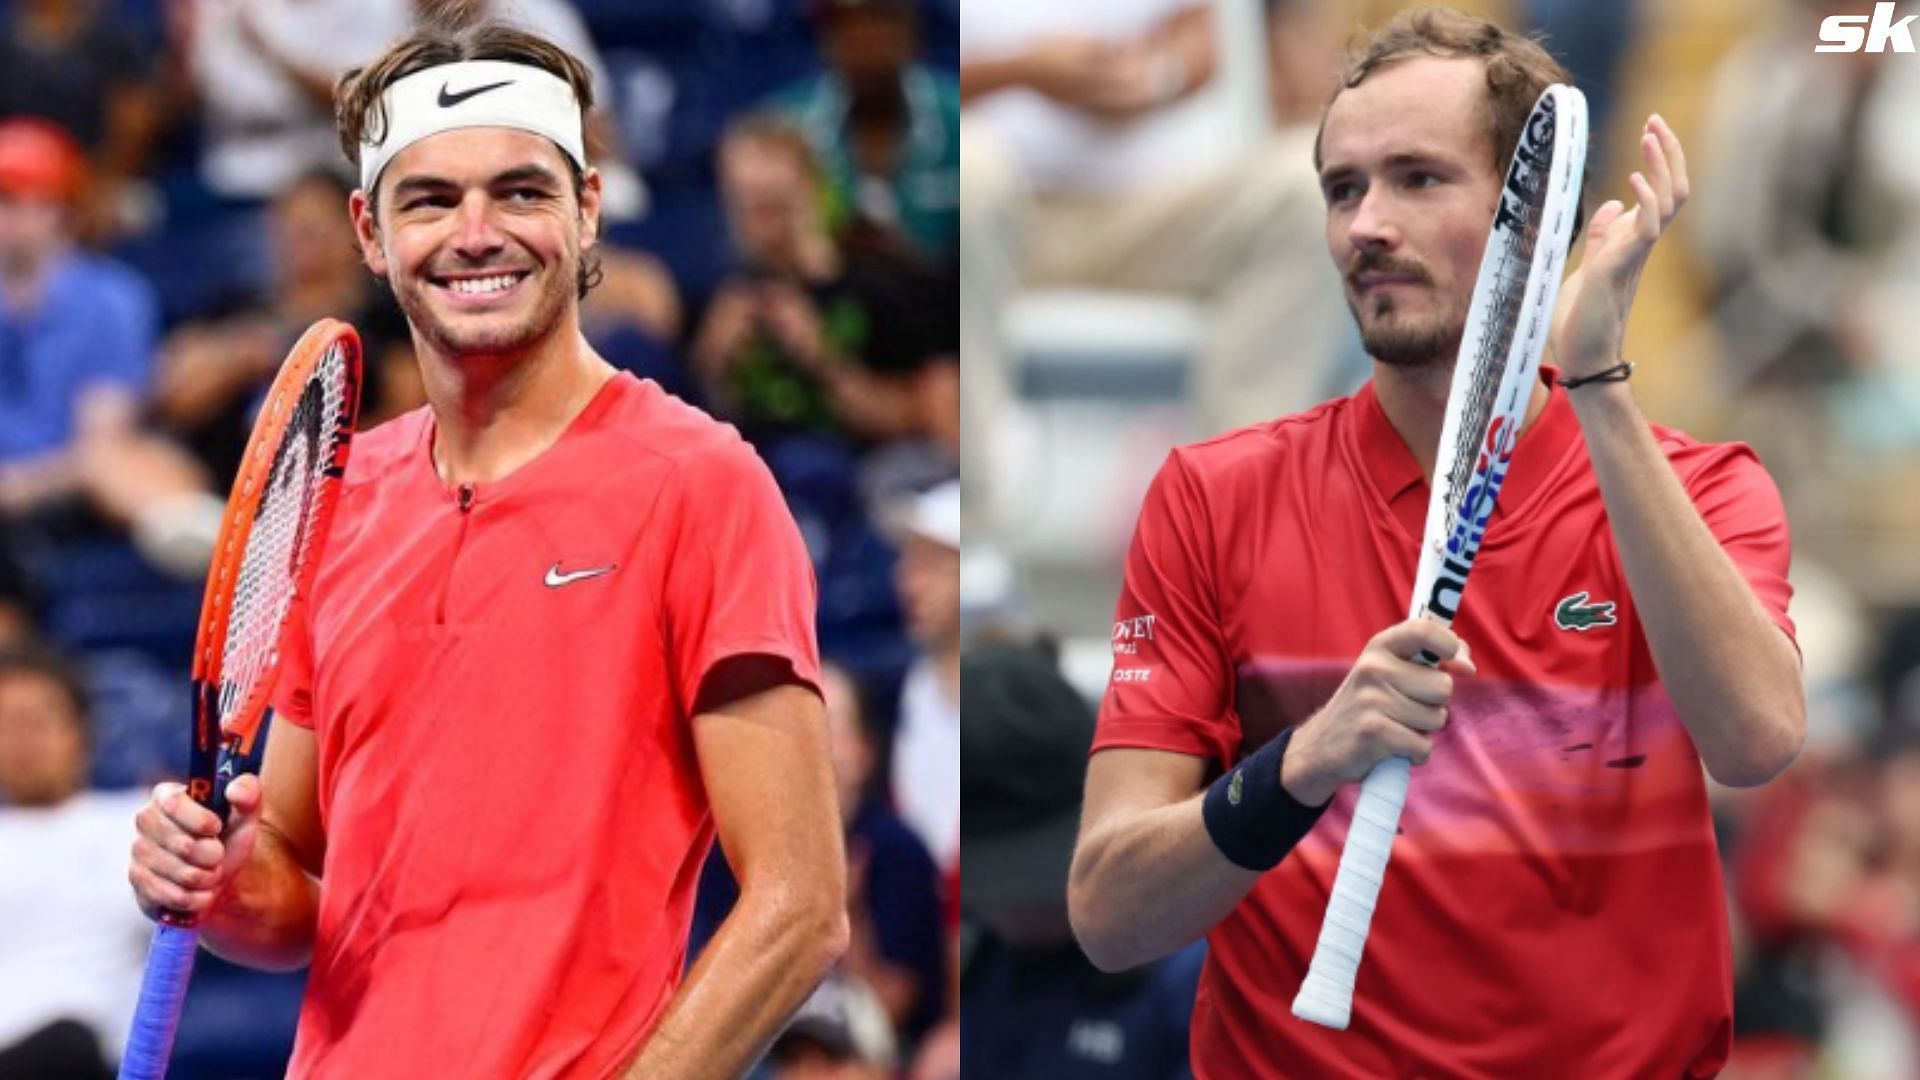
[1691,0,1888,393]
[771,0,960,261]
[184,0,634,206]
[0,119,158,517]
[0,644,150,1080]
[179,0,401,215]
[152,169,418,486]
[178,0,644,306]
[0,0,169,244]
[885,481,959,875]
[959,0,1346,514]
[580,246,685,381]
[695,116,956,455]
[822,662,947,1042]
[960,642,1204,1079]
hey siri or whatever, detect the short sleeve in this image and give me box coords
[1682,443,1796,646]
[270,589,316,730]
[1095,451,1240,771]
[662,441,823,713]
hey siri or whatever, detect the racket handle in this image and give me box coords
[118,923,201,1080]
[1291,754,1412,1030]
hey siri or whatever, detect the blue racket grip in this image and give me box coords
[118,923,200,1080]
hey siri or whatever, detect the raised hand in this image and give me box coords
[1551,115,1690,381]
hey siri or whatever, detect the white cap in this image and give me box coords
[359,60,587,192]
[884,480,961,550]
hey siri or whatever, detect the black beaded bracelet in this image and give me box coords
[1201,726,1331,872]
[1557,361,1635,390]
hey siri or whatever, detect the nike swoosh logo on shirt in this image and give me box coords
[438,80,514,108]
[545,563,617,588]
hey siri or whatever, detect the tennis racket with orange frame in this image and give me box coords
[118,319,362,1080]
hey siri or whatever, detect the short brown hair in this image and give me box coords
[1315,7,1575,183]
[334,18,602,296]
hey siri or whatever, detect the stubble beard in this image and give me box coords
[1351,292,1464,371]
[397,250,576,360]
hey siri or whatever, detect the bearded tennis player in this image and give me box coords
[1068,9,1803,1077]
[128,20,848,1079]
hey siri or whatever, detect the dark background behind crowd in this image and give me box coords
[0,0,957,1077]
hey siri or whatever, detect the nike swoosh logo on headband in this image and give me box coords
[438,79,514,107]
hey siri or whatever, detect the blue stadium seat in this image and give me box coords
[589,321,699,405]
[87,649,188,789]
[609,183,731,306]
[31,534,200,665]
[169,956,305,1080]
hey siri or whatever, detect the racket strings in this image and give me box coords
[218,341,351,728]
[1439,140,1555,522]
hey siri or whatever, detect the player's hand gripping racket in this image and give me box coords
[1291,86,1587,1031]
[118,319,362,1080]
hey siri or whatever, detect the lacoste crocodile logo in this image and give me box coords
[1555,591,1617,632]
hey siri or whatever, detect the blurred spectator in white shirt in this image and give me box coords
[884,481,959,874]
[0,644,150,1079]
[960,0,1347,519]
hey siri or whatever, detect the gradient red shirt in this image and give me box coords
[1096,375,1794,1078]
[272,374,821,1079]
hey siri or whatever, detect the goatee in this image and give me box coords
[1351,298,1461,370]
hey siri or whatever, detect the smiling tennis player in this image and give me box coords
[128,20,847,1079]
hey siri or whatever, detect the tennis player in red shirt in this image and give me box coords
[128,21,848,1079]
[1069,9,1805,1077]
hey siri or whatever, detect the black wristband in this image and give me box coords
[1557,361,1634,390]
[1201,726,1331,872]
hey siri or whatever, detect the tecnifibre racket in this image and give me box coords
[118,319,362,1080]
[1292,85,1587,1031]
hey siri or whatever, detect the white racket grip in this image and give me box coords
[1290,753,1412,1030]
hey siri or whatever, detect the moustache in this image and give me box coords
[1346,253,1432,289]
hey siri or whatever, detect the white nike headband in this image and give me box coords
[359,59,587,192]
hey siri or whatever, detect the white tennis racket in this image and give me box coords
[1291,84,1588,1031]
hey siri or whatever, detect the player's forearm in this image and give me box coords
[199,827,320,971]
[1569,381,1805,786]
[1068,791,1261,972]
[622,886,847,1079]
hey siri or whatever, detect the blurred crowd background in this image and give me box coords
[0,0,959,1077]
[960,0,1920,1077]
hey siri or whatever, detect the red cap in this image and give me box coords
[0,120,86,204]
